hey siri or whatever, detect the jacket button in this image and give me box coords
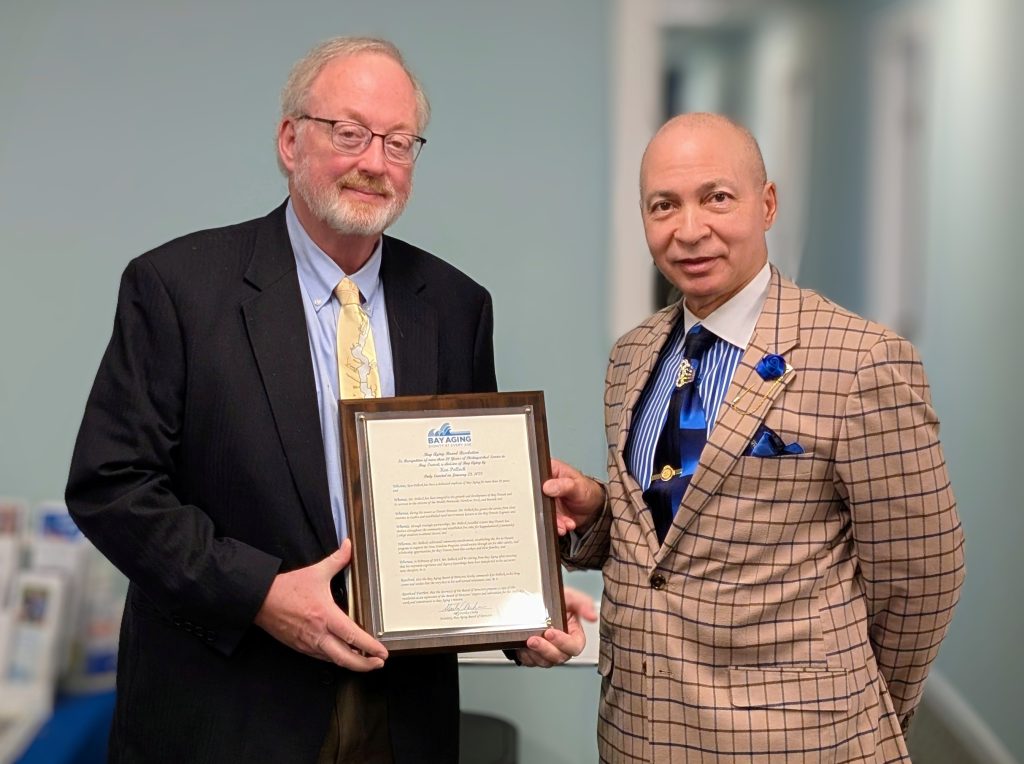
[650,573,666,590]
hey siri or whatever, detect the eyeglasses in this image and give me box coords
[297,115,426,165]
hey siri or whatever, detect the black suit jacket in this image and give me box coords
[66,202,497,763]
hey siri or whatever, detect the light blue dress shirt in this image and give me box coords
[286,200,395,544]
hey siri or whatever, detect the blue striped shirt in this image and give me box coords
[626,264,771,491]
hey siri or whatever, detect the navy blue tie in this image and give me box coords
[643,324,718,543]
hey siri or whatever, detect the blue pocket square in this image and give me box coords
[745,424,804,457]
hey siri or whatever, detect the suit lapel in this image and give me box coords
[658,269,803,555]
[614,304,681,558]
[241,204,337,554]
[380,237,438,395]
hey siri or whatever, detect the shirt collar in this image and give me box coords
[682,262,771,350]
[286,198,384,314]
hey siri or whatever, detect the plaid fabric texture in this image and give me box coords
[565,269,965,763]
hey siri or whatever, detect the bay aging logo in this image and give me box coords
[427,422,472,445]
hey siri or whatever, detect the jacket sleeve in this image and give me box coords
[66,257,281,656]
[834,334,965,727]
[559,486,612,571]
[472,290,498,393]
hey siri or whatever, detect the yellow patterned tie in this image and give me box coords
[335,277,381,399]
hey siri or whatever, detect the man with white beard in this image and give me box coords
[66,37,589,764]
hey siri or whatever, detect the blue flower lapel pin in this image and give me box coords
[755,353,787,381]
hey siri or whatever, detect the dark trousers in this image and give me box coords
[317,670,393,764]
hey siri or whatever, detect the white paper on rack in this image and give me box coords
[61,549,124,694]
[0,611,12,681]
[0,499,28,616]
[6,570,65,687]
[0,538,18,611]
[28,502,91,681]
[27,538,88,679]
[0,498,28,538]
[0,681,51,764]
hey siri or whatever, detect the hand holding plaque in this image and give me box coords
[339,391,566,653]
[513,586,598,667]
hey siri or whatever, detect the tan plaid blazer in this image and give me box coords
[566,269,964,763]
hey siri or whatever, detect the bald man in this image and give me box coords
[544,113,964,761]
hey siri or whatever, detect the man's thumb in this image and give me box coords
[324,538,352,572]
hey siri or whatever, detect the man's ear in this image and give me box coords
[762,181,778,231]
[277,118,298,175]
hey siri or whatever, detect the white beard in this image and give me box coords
[293,160,409,237]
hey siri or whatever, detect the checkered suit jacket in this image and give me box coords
[566,268,964,763]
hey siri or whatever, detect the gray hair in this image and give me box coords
[280,36,431,133]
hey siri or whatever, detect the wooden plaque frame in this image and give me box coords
[338,391,565,653]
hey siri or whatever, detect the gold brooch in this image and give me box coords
[730,363,795,414]
[675,359,696,387]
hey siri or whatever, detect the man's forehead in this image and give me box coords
[642,124,759,191]
[310,53,397,94]
[306,53,417,124]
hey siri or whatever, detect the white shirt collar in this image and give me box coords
[682,262,771,350]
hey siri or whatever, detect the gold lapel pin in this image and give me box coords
[730,364,794,414]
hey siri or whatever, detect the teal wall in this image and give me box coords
[783,1,1024,758]
[764,0,1024,757]
[917,0,1024,758]
[751,0,1024,757]
[0,2,607,762]
[795,3,873,311]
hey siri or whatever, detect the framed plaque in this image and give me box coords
[338,391,566,653]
